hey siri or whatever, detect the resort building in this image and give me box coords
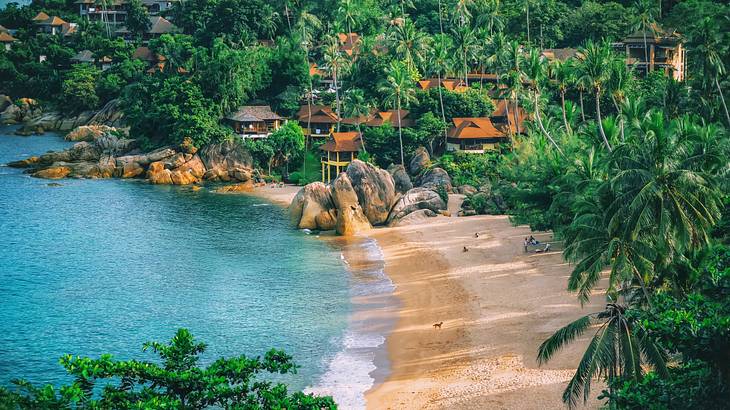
[33,13,76,36]
[320,132,362,183]
[0,30,18,51]
[491,99,527,135]
[76,0,127,27]
[612,24,686,81]
[116,16,178,41]
[338,32,361,57]
[363,110,414,128]
[141,0,179,15]
[446,117,508,153]
[224,106,283,139]
[297,105,339,138]
[541,48,579,62]
[71,50,113,70]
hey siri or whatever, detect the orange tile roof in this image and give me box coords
[448,118,505,139]
[491,99,527,134]
[297,105,339,124]
[0,32,18,42]
[32,12,50,22]
[319,132,362,152]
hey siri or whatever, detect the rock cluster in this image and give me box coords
[9,126,258,187]
[289,148,455,235]
[1,98,124,134]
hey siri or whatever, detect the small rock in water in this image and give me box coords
[47,182,63,187]
[301,228,313,235]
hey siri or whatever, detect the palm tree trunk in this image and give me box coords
[397,96,404,165]
[716,77,730,127]
[595,89,612,152]
[579,90,586,122]
[560,91,572,134]
[513,95,521,135]
[643,24,649,75]
[437,71,448,148]
[334,68,341,132]
[525,0,530,43]
[611,96,625,142]
[437,0,444,34]
[534,91,565,156]
[285,3,291,32]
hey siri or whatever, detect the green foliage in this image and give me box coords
[60,63,100,113]
[411,88,495,123]
[0,329,336,409]
[124,0,150,37]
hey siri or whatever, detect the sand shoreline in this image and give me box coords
[247,186,602,409]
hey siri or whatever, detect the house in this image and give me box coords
[363,110,414,128]
[320,132,362,183]
[541,48,579,62]
[34,14,73,35]
[446,118,508,153]
[71,50,113,69]
[224,106,283,139]
[612,24,685,81]
[142,0,179,15]
[0,31,18,51]
[490,99,527,135]
[297,105,339,137]
[338,32,360,57]
[116,15,178,41]
[76,0,127,27]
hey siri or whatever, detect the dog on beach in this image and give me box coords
[433,321,443,329]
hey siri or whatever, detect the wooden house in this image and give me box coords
[297,105,339,137]
[447,118,508,153]
[224,106,283,139]
[320,132,362,183]
[612,24,686,81]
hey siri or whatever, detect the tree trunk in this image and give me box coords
[513,95,521,135]
[526,0,530,43]
[437,0,444,34]
[285,3,291,32]
[643,24,649,75]
[716,77,730,127]
[595,89,612,152]
[534,91,565,156]
[334,68,341,132]
[397,97,404,165]
[560,91,572,134]
[611,95,625,142]
[579,90,586,122]
[438,71,448,148]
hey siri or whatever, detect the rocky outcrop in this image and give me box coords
[409,146,430,176]
[65,125,117,142]
[392,209,438,226]
[1,104,22,124]
[386,187,447,226]
[346,160,398,226]
[332,173,371,236]
[0,95,11,113]
[147,161,173,184]
[456,184,477,195]
[417,167,453,193]
[7,98,124,133]
[388,164,413,194]
[215,181,254,193]
[33,166,71,179]
[116,147,177,167]
[288,182,337,231]
[200,140,254,182]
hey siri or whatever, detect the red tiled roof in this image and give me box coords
[0,32,18,43]
[448,118,505,139]
[32,12,50,22]
[365,110,413,128]
[297,105,339,123]
[319,132,362,152]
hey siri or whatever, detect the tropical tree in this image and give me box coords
[537,303,668,408]
[379,61,417,165]
[689,17,730,127]
[344,88,373,151]
[577,40,613,152]
[549,58,575,135]
[338,0,360,47]
[389,18,431,74]
[426,34,452,147]
[633,0,657,71]
[323,34,349,132]
[524,48,564,155]
[452,25,477,86]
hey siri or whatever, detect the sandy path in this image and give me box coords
[366,213,604,409]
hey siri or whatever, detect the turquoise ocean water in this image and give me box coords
[0,128,392,408]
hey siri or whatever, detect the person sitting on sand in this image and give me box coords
[463,246,469,252]
[529,235,539,245]
[475,233,479,238]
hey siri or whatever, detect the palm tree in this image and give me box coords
[503,40,524,135]
[389,18,430,74]
[524,48,564,155]
[427,34,452,148]
[549,58,574,134]
[577,41,613,152]
[296,10,321,178]
[474,0,504,35]
[608,57,631,141]
[633,0,657,74]
[524,0,530,43]
[323,34,349,132]
[452,25,477,86]
[379,61,417,165]
[538,303,668,408]
[690,17,730,126]
[338,0,359,49]
[453,0,474,28]
[261,10,280,41]
[343,88,372,152]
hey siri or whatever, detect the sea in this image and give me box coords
[0,126,395,409]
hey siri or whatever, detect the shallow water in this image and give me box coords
[0,129,356,394]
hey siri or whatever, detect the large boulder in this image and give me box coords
[417,167,453,193]
[345,160,398,226]
[33,166,71,179]
[65,125,116,142]
[386,187,447,226]
[0,95,11,112]
[147,161,173,185]
[331,173,371,236]
[215,181,254,193]
[119,161,144,178]
[200,140,253,180]
[1,104,21,124]
[116,147,176,167]
[388,164,413,194]
[409,146,431,176]
[288,182,337,231]
[392,209,438,226]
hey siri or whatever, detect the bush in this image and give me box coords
[60,63,100,113]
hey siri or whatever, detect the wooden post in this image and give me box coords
[650,44,655,73]
[321,161,325,182]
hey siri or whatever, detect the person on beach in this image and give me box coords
[529,235,539,245]
[524,237,529,252]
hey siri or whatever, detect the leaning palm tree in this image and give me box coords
[577,40,613,152]
[427,34,453,148]
[690,17,730,126]
[379,61,417,165]
[549,58,575,135]
[524,48,564,155]
[538,302,668,408]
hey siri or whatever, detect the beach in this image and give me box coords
[250,187,604,409]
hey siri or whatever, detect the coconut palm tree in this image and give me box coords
[690,17,730,127]
[538,302,668,409]
[549,58,574,135]
[379,61,417,165]
[577,41,613,152]
[337,0,359,48]
[608,57,631,141]
[389,18,430,74]
[633,0,657,74]
[323,34,349,132]
[343,88,372,152]
[452,25,478,86]
[474,0,504,35]
[296,10,322,178]
[427,34,453,148]
[524,48,564,155]
[503,40,524,135]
